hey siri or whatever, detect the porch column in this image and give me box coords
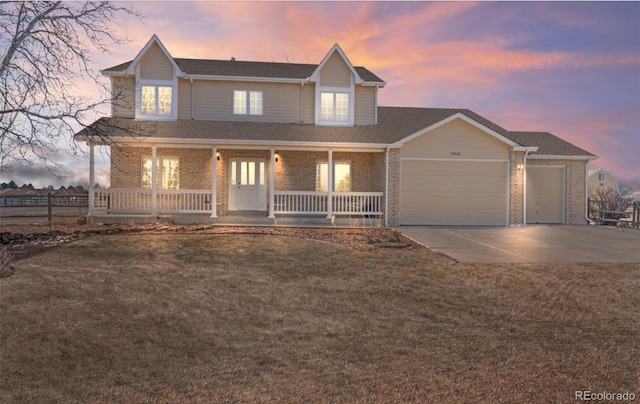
[210,147,218,218]
[269,149,275,219]
[327,149,333,219]
[151,145,157,216]
[88,143,95,217]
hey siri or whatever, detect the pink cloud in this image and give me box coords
[56,2,639,192]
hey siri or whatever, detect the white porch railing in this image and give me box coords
[93,189,383,217]
[273,191,383,216]
[273,191,327,214]
[93,189,212,214]
[333,192,384,215]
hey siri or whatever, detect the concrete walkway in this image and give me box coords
[399,225,640,263]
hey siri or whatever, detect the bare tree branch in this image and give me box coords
[0,1,143,174]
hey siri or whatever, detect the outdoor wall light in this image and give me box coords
[275,152,279,163]
[516,163,524,170]
[216,151,220,161]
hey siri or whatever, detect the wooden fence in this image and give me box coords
[0,194,88,225]
[588,198,639,228]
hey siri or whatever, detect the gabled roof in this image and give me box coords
[507,131,595,157]
[102,37,384,84]
[122,34,183,76]
[75,107,596,158]
[309,43,365,84]
[588,168,617,178]
[103,58,384,84]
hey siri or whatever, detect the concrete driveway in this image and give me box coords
[399,225,640,263]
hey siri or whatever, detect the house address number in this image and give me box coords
[450,151,461,156]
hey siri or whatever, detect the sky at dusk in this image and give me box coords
[5,1,640,190]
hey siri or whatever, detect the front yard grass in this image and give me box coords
[1,233,638,402]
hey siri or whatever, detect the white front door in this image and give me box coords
[228,158,267,211]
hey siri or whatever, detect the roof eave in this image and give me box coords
[98,136,389,151]
[514,146,539,152]
[101,70,128,77]
[182,73,309,84]
[528,154,597,160]
[361,81,386,88]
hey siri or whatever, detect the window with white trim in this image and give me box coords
[233,90,263,115]
[142,157,180,190]
[316,161,351,192]
[141,85,173,116]
[320,92,350,122]
[598,172,605,183]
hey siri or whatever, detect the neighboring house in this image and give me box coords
[0,186,88,207]
[0,187,44,206]
[75,35,597,226]
[588,168,619,196]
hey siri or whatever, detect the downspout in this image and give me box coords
[523,150,530,226]
[190,76,194,120]
[585,159,593,224]
[384,145,390,227]
[374,87,379,124]
[300,81,304,123]
[299,78,309,123]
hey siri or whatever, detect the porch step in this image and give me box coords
[215,216,273,225]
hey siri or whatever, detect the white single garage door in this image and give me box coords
[526,166,564,224]
[400,160,508,226]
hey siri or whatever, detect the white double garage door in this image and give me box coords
[400,160,564,226]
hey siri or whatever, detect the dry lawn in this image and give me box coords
[1,233,638,403]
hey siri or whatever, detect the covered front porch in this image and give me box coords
[87,145,386,225]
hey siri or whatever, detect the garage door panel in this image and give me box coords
[402,208,506,226]
[526,166,564,224]
[420,192,506,209]
[400,192,428,209]
[400,160,508,226]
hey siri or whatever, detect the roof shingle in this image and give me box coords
[102,58,385,83]
[75,107,595,158]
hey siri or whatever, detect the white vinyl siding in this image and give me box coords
[354,86,376,125]
[319,52,352,88]
[183,81,311,123]
[111,76,135,118]
[138,42,174,81]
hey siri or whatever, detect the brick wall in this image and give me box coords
[386,149,401,226]
[111,146,388,219]
[528,158,588,225]
[111,146,213,190]
[274,150,384,192]
[510,151,526,226]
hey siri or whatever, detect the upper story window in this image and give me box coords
[141,85,173,115]
[320,92,350,122]
[234,90,263,115]
[136,80,176,120]
[598,172,605,183]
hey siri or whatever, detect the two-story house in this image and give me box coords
[75,35,596,226]
[588,168,620,197]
